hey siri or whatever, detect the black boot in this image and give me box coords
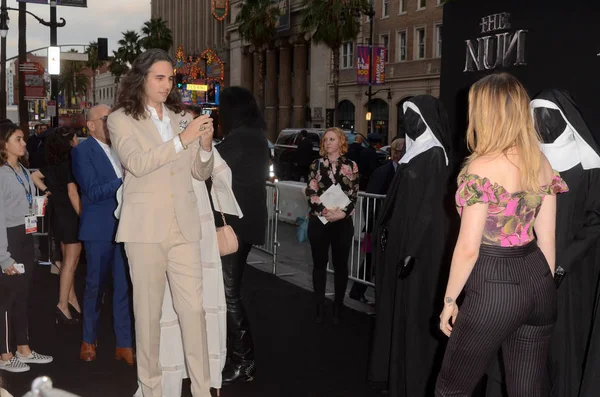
[315,301,324,324]
[222,359,256,385]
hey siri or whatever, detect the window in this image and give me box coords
[341,42,354,69]
[415,27,426,59]
[435,24,443,58]
[382,0,390,17]
[397,31,407,61]
[399,0,406,13]
[380,34,389,62]
[418,0,426,9]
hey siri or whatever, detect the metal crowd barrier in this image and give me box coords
[326,192,386,287]
[251,182,281,274]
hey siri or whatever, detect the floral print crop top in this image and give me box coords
[456,171,569,247]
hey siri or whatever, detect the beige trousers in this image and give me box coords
[125,216,210,397]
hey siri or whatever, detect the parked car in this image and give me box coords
[273,128,387,181]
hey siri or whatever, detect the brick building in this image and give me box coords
[334,0,443,142]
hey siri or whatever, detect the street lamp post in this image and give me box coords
[0,1,65,126]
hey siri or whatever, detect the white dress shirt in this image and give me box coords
[146,104,211,160]
[94,137,123,178]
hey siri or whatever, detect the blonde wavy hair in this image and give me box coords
[319,127,349,157]
[461,73,542,193]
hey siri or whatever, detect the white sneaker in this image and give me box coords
[16,351,53,364]
[0,356,30,372]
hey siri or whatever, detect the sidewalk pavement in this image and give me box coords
[248,221,376,316]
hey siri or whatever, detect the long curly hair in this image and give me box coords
[0,122,23,166]
[114,48,184,120]
[45,127,75,166]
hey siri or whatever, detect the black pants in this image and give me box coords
[308,215,353,305]
[221,239,254,364]
[436,241,557,397]
[0,225,35,354]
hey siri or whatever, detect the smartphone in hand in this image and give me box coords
[14,263,25,274]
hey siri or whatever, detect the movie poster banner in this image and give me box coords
[356,45,370,85]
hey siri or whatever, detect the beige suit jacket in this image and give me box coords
[107,107,213,244]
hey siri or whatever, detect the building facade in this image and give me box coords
[227,0,333,141]
[151,0,443,143]
[150,0,229,85]
[335,0,444,142]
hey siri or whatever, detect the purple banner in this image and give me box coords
[374,46,386,84]
[356,45,370,85]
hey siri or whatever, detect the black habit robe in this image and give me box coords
[368,95,455,397]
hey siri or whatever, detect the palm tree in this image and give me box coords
[108,49,129,105]
[118,30,142,65]
[86,41,103,105]
[301,0,368,127]
[59,50,89,107]
[235,0,281,110]
[140,17,173,52]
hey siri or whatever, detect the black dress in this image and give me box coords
[41,161,79,244]
[368,95,455,397]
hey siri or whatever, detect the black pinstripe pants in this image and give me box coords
[435,241,557,397]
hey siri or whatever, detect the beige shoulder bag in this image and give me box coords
[211,177,239,256]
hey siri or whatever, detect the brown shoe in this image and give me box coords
[80,342,96,362]
[115,347,135,366]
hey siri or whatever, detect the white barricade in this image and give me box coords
[252,182,281,274]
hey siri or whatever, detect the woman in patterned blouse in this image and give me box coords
[435,73,568,396]
[305,127,359,324]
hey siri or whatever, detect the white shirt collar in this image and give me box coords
[146,103,170,123]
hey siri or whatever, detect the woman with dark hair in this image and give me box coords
[0,123,53,372]
[31,127,82,324]
[215,86,270,385]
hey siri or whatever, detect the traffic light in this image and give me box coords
[97,38,108,61]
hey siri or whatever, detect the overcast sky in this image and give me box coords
[5,0,150,60]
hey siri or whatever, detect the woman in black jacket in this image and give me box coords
[215,86,270,385]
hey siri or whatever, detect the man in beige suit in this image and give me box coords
[107,49,215,397]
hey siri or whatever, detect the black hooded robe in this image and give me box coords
[368,95,454,397]
[486,90,600,397]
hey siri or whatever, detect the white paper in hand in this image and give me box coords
[318,183,350,224]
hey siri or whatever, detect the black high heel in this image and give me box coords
[68,303,82,320]
[55,306,78,325]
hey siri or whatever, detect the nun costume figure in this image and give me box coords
[529,90,600,397]
[368,95,454,396]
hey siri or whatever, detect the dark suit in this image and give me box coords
[71,138,132,348]
[215,126,269,364]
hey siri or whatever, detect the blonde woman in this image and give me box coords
[305,127,359,324]
[435,73,569,396]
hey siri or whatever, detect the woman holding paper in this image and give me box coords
[305,127,359,324]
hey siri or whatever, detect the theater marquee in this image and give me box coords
[463,12,527,72]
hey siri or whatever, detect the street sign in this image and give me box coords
[22,62,46,100]
[16,0,87,6]
[60,52,89,62]
[47,100,57,118]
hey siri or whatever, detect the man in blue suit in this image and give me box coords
[71,105,134,365]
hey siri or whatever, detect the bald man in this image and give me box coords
[71,105,134,365]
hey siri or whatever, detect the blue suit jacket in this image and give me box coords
[71,138,122,241]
